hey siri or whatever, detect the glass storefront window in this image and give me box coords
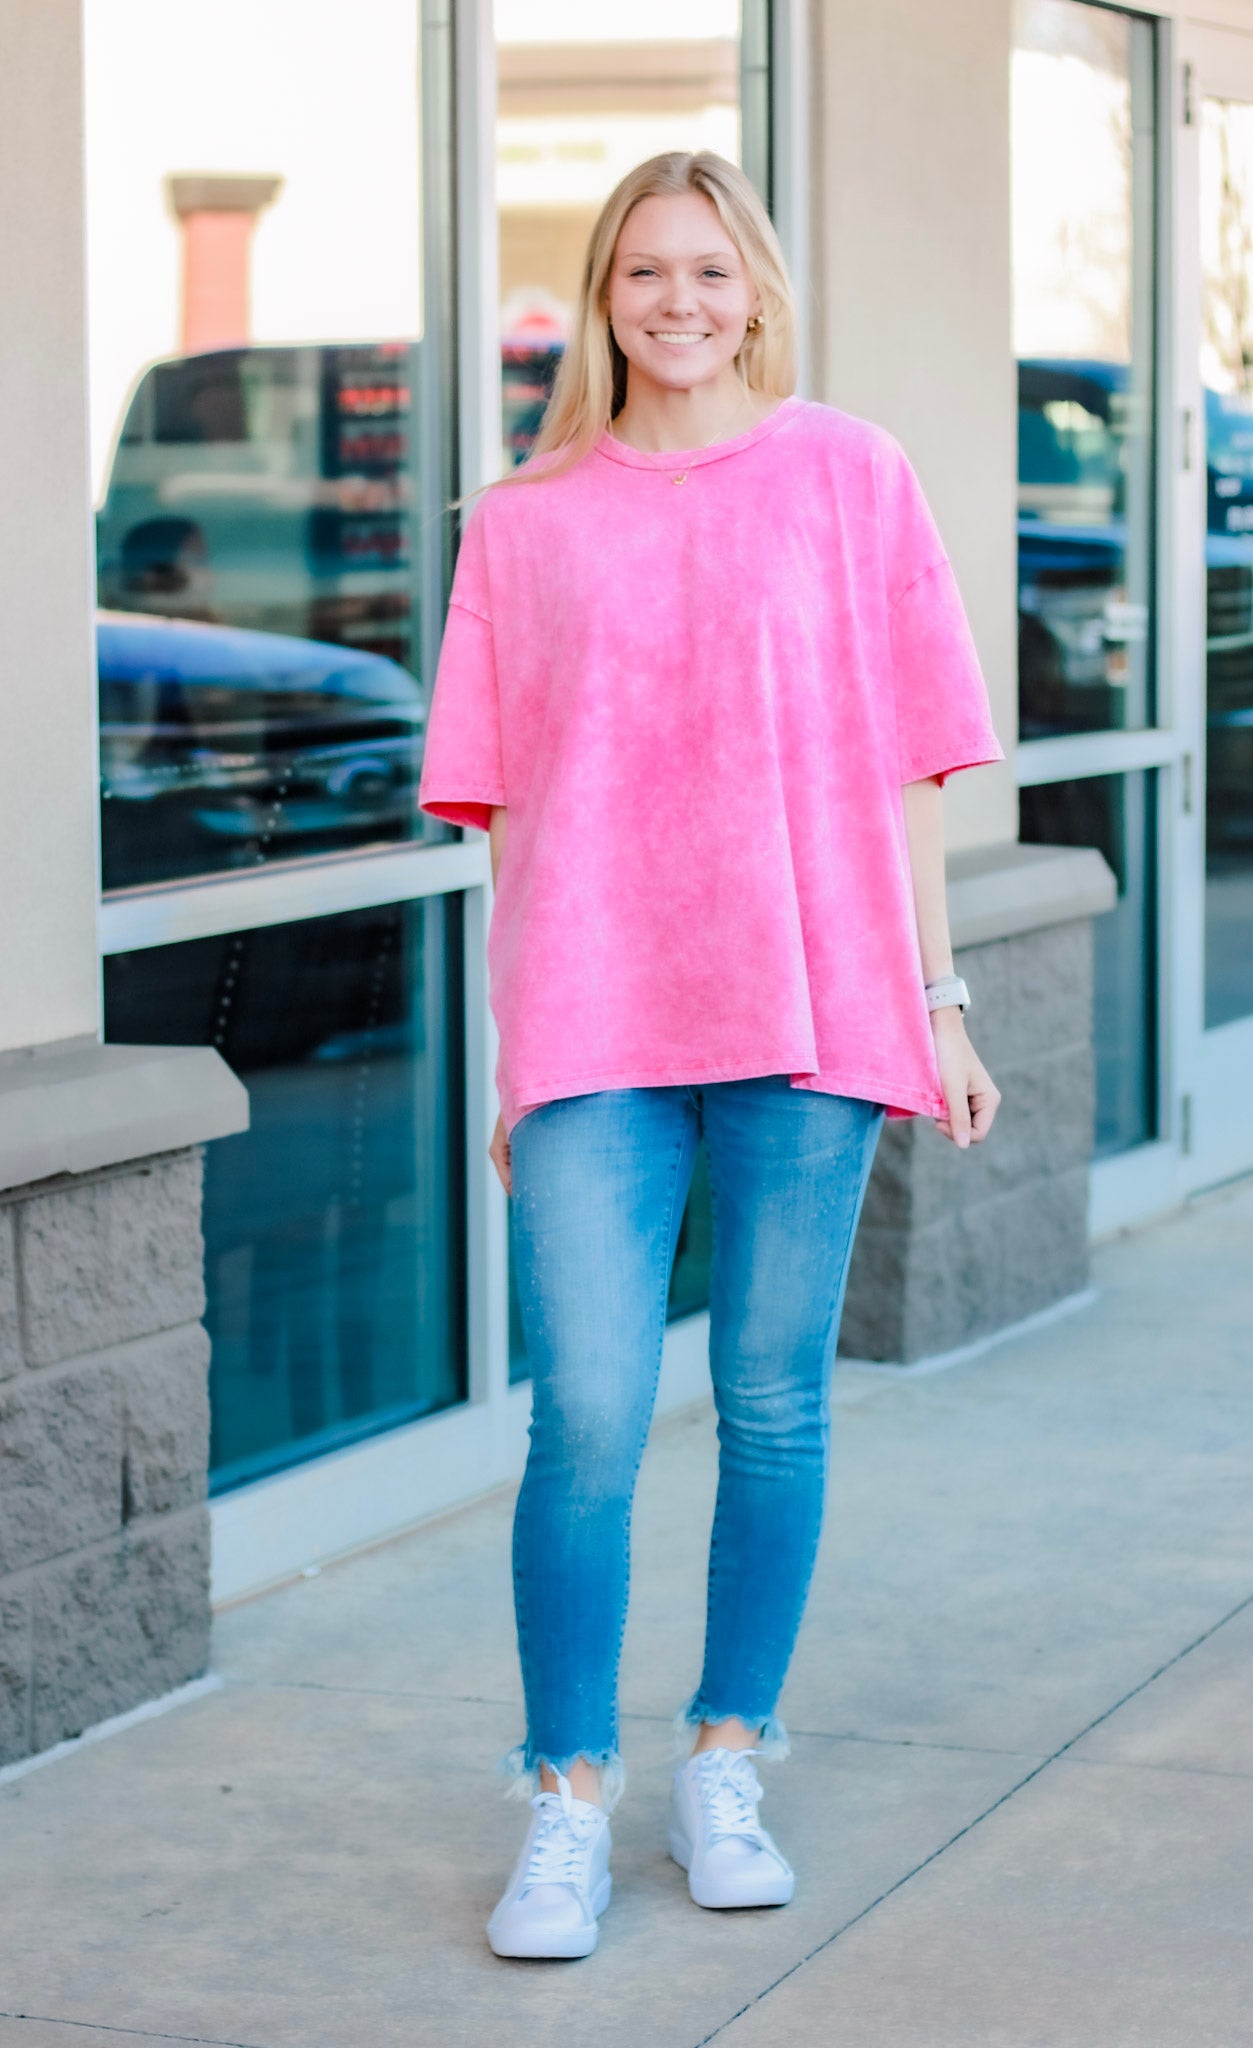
[91,3,467,1497]
[1020,771,1157,1154]
[494,1,745,470]
[86,1,450,890]
[1011,0,1157,738]
[1200,92,1253,1031]
[669,1143,716,1319]
[104,897,467,1492]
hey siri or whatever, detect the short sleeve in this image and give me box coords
[878,438,1007,788]
[417,502,506,833]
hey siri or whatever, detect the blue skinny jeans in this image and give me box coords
[499,1075,885,1813]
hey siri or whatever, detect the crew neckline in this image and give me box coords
[595,392,805,471]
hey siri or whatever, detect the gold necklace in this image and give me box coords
[609,389,758,485]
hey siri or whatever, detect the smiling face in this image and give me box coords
[604,189,761,399]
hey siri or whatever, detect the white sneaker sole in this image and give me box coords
[668,1826,795,1909]
[486,1872,612,1959]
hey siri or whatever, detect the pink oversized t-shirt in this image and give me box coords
[417,394,1005,1139]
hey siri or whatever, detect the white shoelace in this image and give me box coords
[692,1748,768,1846]
[523,1781,601,1891]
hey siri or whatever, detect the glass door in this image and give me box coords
[1178,23,1253,1189]
[1011,0,1169,1201]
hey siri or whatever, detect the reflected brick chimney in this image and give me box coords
[166,174,284,353]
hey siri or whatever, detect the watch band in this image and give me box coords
[924,974,971,1014]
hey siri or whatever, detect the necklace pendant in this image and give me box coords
[671,471,688,485]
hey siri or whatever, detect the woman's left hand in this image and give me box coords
[930,1009,1001,1149]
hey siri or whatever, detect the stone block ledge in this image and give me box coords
[946,840,1117,950]
[0,1097,227,1766]
[843,873,1106,1366]
[0,1038,248,1196]
[0,1490,209,1596]
[1,1503,212,1762]
[12,1150,208,1365]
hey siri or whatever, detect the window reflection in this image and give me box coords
[1201,95,1253,1030]
[95,342,433,887]
[104,897,468,1492]
[1012,0,1156,737]
[86,3,442,888]
[98,609,426,888]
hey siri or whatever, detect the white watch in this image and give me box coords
[924,974,970,1014]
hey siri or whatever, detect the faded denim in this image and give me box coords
[498,1074,885,1813]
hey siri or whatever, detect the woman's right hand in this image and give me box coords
[489,1111,512,1196]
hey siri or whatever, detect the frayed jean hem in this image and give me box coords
[670,1692,791,1764]
[496,1740,626,1815]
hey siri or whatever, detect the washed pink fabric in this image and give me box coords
[418,394,1005,1139]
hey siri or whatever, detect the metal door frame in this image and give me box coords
[1167,18,1253,1198]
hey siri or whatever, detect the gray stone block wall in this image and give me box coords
[840,917,1095,1364]
[0,1146,212,1766]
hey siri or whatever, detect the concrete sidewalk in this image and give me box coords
[0,1175,1250,2048]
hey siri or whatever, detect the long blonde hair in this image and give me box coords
[458,150,797,506]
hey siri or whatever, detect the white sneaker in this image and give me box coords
[669,1746,795,1909]
[486,1770,612,1959]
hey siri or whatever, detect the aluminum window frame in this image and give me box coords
[1166,16,1253,1196]
[1012,2,1186,1226]
[1090,8,1253,1220]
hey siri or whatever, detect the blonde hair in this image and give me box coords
[457,150,796,507]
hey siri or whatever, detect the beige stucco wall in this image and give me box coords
[0,0,101,1054]
[809,0,1019,854]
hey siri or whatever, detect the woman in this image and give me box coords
[417,150,1004,1961]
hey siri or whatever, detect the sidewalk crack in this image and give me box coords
[0,2013,267,2047]
[690,1584,1253,2046]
